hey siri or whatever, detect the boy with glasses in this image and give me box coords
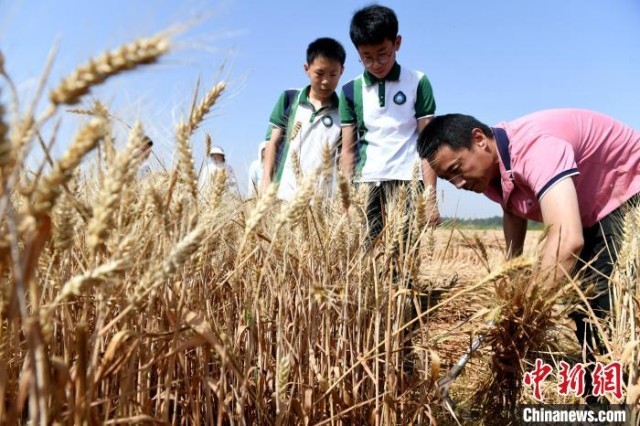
[340,4,439,242]
[261,37,346,201]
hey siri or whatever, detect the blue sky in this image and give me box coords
[1,0,640,218]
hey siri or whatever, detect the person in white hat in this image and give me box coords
[200,145,238,193]
[247,141,267,198]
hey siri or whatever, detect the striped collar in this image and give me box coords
[298,85,339,109]
[363,62,401,86]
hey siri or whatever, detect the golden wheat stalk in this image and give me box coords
[0,91,9,171]
[205,133,212,158]
[87,122,144,252]
[185,82,226,135]
[31,118,104,216]
[320,141,334,182]
[53,258,130,304]
[244,184,278,235]
[276,169,318,229]
[52,190,77,256]
[49,35,170,106]
[174,84,227,201]
[175,125,199,200]
[290,149,303,184]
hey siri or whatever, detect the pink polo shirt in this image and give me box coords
[484,109,640,227]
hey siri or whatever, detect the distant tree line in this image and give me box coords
[440,216,544,230]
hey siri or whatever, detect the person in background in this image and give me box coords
[136,136,154,178]
[200,146,238,194]
[247,141,267,198]
[260,37,345,200]
[417,109,640,403]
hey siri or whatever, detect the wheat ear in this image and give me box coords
[0,90,9,172]
[87,122,144,252]
[49,35,170,106]
[245,184,278,235]
[185,82,226,134]
[32,118,104,216]
[53,258,130,304]
[205,133,212,157]
[175,124,199,200]
[276,169,318,229]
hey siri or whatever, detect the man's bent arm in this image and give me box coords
[539,177,584,283]
[503,209,527,258]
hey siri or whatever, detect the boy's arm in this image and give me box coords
[260,92,290,193]
[338,84,357,180]
[502,209,527,258]
[261,127,283,193]
[417,116,439,225]
[415,74,438,225]
[340,125,356,180]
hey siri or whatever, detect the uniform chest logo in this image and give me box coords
[393,91,406,105]
[321,115,333,127]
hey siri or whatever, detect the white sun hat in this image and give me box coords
[209,146,225,156]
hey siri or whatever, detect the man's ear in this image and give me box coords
[303,63,309,73]
[395,35,402,51]
[471,128,487,149]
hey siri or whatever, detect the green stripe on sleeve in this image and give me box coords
[415,74,436,118]
[354,79,369,177]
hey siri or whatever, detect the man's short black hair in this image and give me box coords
[350,4,398,47]
[417,114,493,161]
[307,37,346,66]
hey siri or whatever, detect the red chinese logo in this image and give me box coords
[523,359,553,401]
[557,361,586,397]
[592,361,622,400]
[523,359,623,401]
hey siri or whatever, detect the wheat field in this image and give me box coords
[1,30,638,425]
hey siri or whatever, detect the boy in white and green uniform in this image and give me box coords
[261,38,346,201]
[340,5,438,241]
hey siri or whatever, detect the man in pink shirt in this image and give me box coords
[417,109,640,402]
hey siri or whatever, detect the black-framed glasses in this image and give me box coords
[359,52,393,67]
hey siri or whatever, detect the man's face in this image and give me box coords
[211,154,225,164]
[356,36,400,79]
[431,134,494,193]
[304,55,344,99]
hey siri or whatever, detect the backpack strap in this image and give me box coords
[283,89,298,120]
[342,81,355,110]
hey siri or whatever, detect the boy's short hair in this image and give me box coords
[306,37,346,66]
[350,4,398,47]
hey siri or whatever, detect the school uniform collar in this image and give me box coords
[363,62,401,86]
[299,85,339,109]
